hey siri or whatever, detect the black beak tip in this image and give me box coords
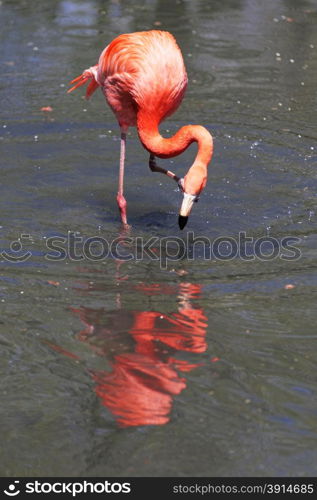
[178,215,188,230]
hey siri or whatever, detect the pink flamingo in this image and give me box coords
[68,30,213,229]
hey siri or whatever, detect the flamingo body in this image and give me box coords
[69,31,213,228]
[99,31,188,129]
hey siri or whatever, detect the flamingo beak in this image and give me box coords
[178,193,197,230]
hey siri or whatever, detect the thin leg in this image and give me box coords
[149,154,183,190]
[117,130,128,225]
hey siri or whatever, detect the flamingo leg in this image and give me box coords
[117,130,128,225]
[149,154,183,189]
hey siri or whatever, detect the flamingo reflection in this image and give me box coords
[70,282,208,427]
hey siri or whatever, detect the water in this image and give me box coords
[1,0,317,477]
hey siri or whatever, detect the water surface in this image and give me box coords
[1,0,317,477]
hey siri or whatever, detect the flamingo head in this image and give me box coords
[178,165,207,230]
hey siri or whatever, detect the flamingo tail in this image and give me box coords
[67,66,99,99]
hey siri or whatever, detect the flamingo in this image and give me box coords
[68,30,213,229]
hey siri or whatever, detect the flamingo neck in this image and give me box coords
[136,111,213,168]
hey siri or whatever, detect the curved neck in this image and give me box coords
[137,111,213,167]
